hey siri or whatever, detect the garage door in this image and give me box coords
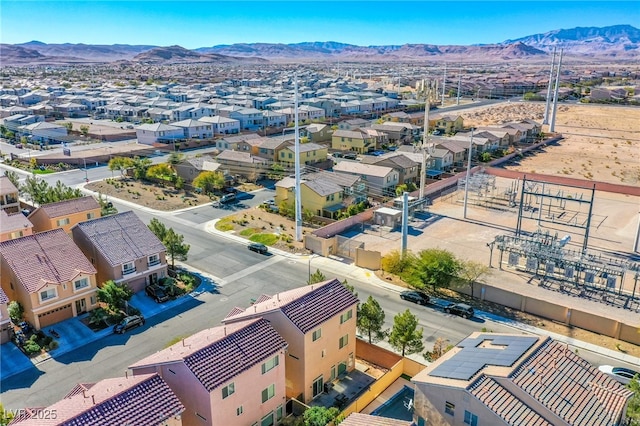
[38,304,72,328]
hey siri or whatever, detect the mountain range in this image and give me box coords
[1,25,637,65]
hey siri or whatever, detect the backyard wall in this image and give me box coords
[355,248,381,270]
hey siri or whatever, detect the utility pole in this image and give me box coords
[549,49,563,133]
[456,69,462,106]
[441,63,447,106]
[419,80,432,201]
[463,128,474,219]
[543,47,557,125]
[401,191,409,254]
[294,73,302,242]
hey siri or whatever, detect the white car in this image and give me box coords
[598,365,639,385]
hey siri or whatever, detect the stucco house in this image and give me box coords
[0,176,20,214]
[10,373,184,426]
[304,123,332,143]
[0,287,11,344]
[333,161,399,198]
[362,154,420,185]
[0,209,33,242]
[19,121,68,144]
[412,333,633,426]
[199,115,241,135]
[332,129,377,154]
[71,211,167,293]
[223,278,359,405]
[136,123,184,146]
[171,119,214,139]
[216,150,271,182]
[130,318,288,426]
[28,196,101,234]
[0,229,98,329]
[278,142,328,168]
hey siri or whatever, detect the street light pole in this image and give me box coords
[83,157,88,182]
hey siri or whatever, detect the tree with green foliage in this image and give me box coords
[21,177,82,206]
[163,228,190,269]
[132,156,152,180]
[97,192,118,216]
[267,163,286,180]
[3,170,20,189]
[303,406,340,426]
[108,156,134,177]
[193,171,225,195]
[63,122,73,131]
[146,163,176,183]
[300,136,309,144]
[456,260,491,299]
[8,301,23,323]
[1,401,15,425]
[358,296,386,343]
[406,248,461,293]
[627,374,640,425]
[148,218,168,241]
[79,124,90,137]
[97,280,133,316]
[388,309,424,357]
[381,249,415,276]
[167,152,184,165]
[307,268,326,285]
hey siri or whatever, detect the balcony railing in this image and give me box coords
[122,267,136,276]
[148,259,160,267]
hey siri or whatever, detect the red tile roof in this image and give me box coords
[468,339,634,426]
[10,373,184,426]
[340,413,412,426]
[0,210,32,234]
[29,196,100,219]
[130,318,287,392]
[223,278,359,333]
[0,175,18,196]
[0,229,96,293]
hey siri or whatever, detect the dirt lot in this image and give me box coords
[459,103,640,185]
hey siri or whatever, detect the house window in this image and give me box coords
[56,218,70,226]
[122,262,135,275]
[261,413,274,426]
[261,355,279,374]
[237,406,243,416]
[288,153,292,159]
[90,296,96,305]
[340,309,352,324]
[222,382,235,399]
[276,405,283,421]
[74,277,89,291]
[339,334,349,349]
[261,384,275,403]
[9,231,23,239]
[86,212,95,220]
[148,254,160,266]
[312,328,322,341]
[40,288,57,302]
[464,410,478,426]
[445,401,455,416]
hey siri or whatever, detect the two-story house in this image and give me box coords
[71,211,167,293]
[0,209,33,242]
[412,333,633,426]
[361,154,420,185]
[10,374,184,426]
[278,142,328,167]
[0,229,98,329]
[275,176,345,219]
[431,115,464,134]
[136,123,184,146]
[28,196,101,234]
[171,119,214,139]
[262,110,287,128]
[199,115,241,135]
[222,278,359,405]
[215,133,262,151]
[333,161,399,198]
[304,123,332,143]
[332,129,376,154]
[0,175,20,214]
[228,107,264,131]
[130,318,288,426]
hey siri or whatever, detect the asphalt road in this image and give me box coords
[0,138,636,410]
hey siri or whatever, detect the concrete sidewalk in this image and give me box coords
[205,218,640,367]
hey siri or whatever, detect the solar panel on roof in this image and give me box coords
[430,334,538,381]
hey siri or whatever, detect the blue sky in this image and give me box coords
[2,1,637,48]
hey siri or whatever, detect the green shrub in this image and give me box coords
[48,340,59,350]
[24,341,41,355]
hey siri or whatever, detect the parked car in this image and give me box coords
[598,365,640,385]
[400,290,430,305]
[343,152,358,160]
[248,242,268,254]
[145,284,169,303]
[220,193,236,204]
[113,315,145,334]
[444,302,474,319]
[332,152,343,158]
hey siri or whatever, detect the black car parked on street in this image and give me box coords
[400,291,430,305]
